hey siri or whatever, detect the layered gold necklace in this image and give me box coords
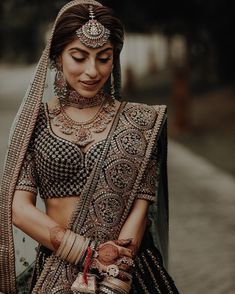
[48,93,116,147]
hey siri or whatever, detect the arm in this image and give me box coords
[118,143,159,253]
[118,198,150,255]
[98,146,159,293]
[12,190,64,251]
[97,199,150,294]
[13,190,132,263]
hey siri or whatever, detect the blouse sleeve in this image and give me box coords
[15,142,38,195]
[136,144,160,203]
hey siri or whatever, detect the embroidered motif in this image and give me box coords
[81,225,111,242]
[75,103,164,245]
[32,103,167,292]
[90,192,125,227]
[41,261,78,293]
[124,104,157,130]
[104,157,138,193]
[16,150,38,194]
[116,129,146,158]
[136,144,159,202]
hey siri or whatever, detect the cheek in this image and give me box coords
[100,63,113,78]
[62,58,81,79]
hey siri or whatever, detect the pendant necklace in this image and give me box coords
[48,93,116,147]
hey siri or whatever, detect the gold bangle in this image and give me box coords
[56,229,71,258]
[68,234,83,264]
[77,236,89,265]
[74,235,85,265]
[66,232,79,262]
[55,230,91,266]
[61,231,76,260]
[101,276,132,294]
[75,235,86,264]
[80,237,90,263]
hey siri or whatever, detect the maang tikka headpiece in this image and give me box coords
[76,5,110,48]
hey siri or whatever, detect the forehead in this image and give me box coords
[64,38,113,53]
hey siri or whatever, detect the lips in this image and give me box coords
[81,80,100,85]
[80,80,101,91]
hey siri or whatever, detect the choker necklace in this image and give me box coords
[48,94,116,147]
[59,89,106,109]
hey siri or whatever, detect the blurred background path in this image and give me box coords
[0,65,234,294]
[169,141,235,293]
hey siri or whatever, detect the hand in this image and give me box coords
[91,239,135,281]
[97,239,133,266]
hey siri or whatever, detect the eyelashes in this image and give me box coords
[71,56,113,63]
[98,56,113,63]
[72,56,85,62]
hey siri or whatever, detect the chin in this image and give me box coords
[78,89,99,98]
[76,86,103,98]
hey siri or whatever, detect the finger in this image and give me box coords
[118,263,130,271]
[98,244,119,264]
[98,241,115,250]
[116,256,135,268]
[118,271,132,282]
[115,239,133,247]
[118,246,133,258]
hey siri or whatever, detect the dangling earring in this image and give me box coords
[54,63,67,101]
[110,71,115,102]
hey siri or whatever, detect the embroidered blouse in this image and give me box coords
[16,103,159,202]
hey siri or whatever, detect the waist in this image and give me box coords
[45,196,80,227]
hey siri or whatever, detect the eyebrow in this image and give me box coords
[69,47,113,55]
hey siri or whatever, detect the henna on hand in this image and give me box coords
[118,270,132,281]
[92,239,135,282]
[126,243,138,257]
[97,243,119,265]
[97,239,134,265]
[49,226,66,250]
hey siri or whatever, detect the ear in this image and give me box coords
[55,56,63,70]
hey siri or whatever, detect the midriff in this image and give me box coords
[45,196,80,227]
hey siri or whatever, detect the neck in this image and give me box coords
[59,89,106,109]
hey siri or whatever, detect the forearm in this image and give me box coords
[12,190,64,251]
[12,190,132,266]
[118,199,149,254]
[98,200,150,294]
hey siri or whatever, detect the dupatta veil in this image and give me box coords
[0,2,105,293]
[0,1,168,293]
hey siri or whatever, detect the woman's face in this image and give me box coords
[60,38,114,98]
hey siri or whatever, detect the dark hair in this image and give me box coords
[50,4,124,61]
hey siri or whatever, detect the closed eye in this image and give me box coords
[72,56,85,62]
[98,56,113,63]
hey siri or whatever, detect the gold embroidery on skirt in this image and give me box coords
[134,270,149,294]
[141,253,161,294]
[146,249,173,294]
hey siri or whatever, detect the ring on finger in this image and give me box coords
[117,256,135,267]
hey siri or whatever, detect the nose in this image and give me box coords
[85,59,98,78]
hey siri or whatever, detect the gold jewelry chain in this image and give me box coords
[48,94,116,147]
